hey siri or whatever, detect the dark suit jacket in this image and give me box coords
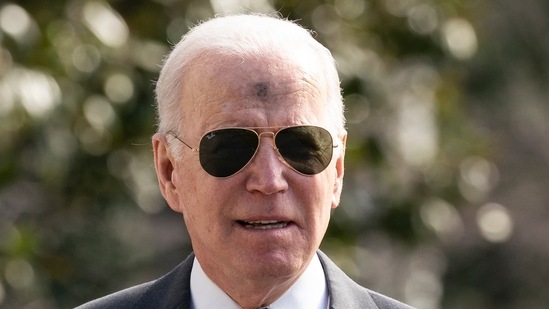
[77,251,413,309]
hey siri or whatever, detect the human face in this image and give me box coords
[154,52,346,291]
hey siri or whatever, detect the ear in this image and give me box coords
[152,133,183,213]
[332,130,347,209]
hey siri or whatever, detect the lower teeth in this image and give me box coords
[244,222,288,230]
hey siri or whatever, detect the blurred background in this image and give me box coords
[1,0,548,308]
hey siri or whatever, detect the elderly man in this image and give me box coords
[79,14,412,309]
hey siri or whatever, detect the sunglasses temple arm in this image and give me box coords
[166,131,199,152]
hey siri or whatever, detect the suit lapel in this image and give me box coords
[317,251,380,309]
[147,253,194,309]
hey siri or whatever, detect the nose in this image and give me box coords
[244,133,289,194]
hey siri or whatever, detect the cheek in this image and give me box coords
[301,177,334,228]
[173,168,207,225]
[178,175,229,232]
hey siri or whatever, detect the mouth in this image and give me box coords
[237,220,290,230]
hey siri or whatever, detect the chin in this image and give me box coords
[237,249,309,278]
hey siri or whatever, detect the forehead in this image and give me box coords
[180,52,328,131]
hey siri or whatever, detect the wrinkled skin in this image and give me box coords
[153,52,346,309]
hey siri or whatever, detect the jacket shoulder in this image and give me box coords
[369,289,414,309]
[76,281,154,309]
[76,254,194,309]
[317,251,413,309]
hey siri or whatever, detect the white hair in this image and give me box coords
[155,14,345,135]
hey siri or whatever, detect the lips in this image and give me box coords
[238,220,289,230]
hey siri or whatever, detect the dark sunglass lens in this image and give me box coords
[199,129,258,177]
[276,126,333,175]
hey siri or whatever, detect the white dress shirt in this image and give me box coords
[190,254,329,309]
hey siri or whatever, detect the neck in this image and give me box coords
[196,254,312,309]
[215,267,304,308]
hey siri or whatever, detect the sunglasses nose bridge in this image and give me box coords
[252,131,285,165]
[256,131,277,149]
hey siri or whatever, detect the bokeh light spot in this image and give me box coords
[0,4,32,40]
[131,40,169,72]
[5,259,34,289]
[83,95,116,131]
[477,203,513,243]
[408,4,439,35]
[334,0,366,20]
[420,198,463,241]
[72,44,101,73]
[83,1,129,48]
[104,73,134,104]
[2,68,61,119]
[209,0,274,14]
[0,281,5,306]
[442,18,478,60]
[459,156,499,202]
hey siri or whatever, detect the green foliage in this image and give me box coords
[1,0,549,308]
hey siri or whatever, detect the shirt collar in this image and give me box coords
[190,253,329,309]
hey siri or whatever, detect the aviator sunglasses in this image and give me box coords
[167,125,337,178]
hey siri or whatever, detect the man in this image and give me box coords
[79,14,412,309]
